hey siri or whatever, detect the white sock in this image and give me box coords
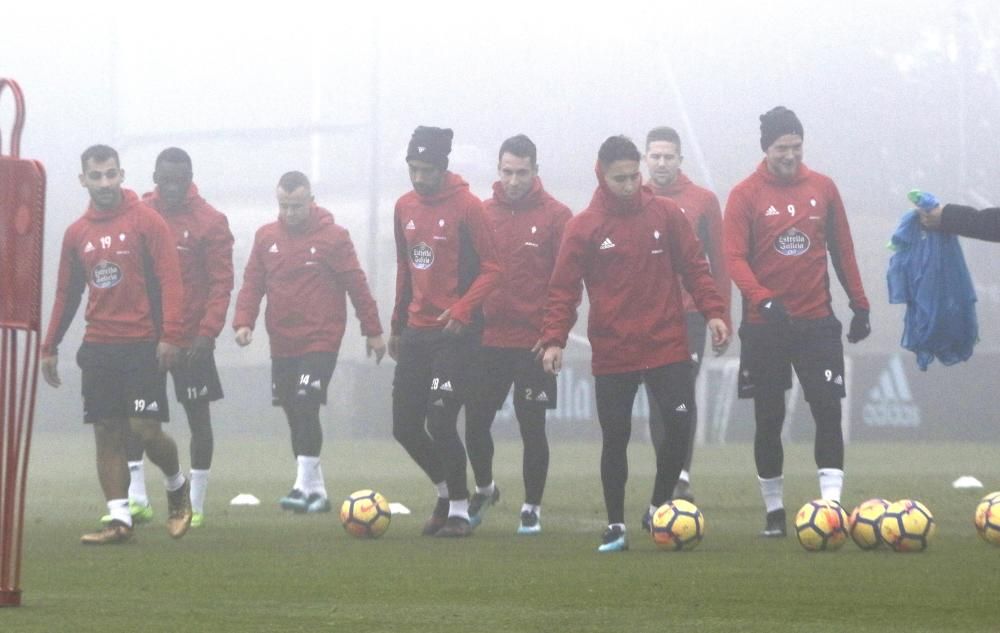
[521,503,540,517]
[449,498,470,520]
[164,471,185,492]
[758,475,784,513]
[678,470,690,483]
[127,461,148,506]
[649,504,658,517]
[609,522,626,532]
[297,456,326,497]
[108,499,132,527]
[190,469,210,515]
[818,468,844,502]
[435,481,449,499]
[476,481,496,496]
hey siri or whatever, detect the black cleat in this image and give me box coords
[517,510,541,535]
[760,508,787,538]
[422,497,450,536]
[434,516,473,538]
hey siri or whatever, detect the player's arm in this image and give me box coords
[824,184,871,343]
[144,211,185,369]
[192,213,236,361]
[330,227,385,364]
[539,219,585,374]
[667,206,729,350]
[232,231,267,347]
[41,234,88,387]
[938,204,1000,242]
[703,194,732,327]
[389,207,412,360]
[723,188,773,308]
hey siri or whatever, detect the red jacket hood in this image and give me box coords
[588,162,655,216]
[491,177,546,210]
[85,188,144,221]
[756,159,812,186]
[416,171,471,204]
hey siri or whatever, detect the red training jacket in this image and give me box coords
[144,183,234,347]
[233,205,383,358]
[649,171,730,325]
[541,167,726,376]
[42,189,185,355]
[391,172,502,334]
[482,178,572,348]
[723,161,870,323]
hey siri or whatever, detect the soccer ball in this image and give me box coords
[794,499,849,551]
[974,491,1000,545]
[849,498,890,550]
[340,489,391,539]
[650,499,705,551]
[878,499,935,552]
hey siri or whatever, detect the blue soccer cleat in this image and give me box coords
[597,525,628,553]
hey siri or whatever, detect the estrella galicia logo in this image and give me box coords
[91,260,123,288]
[410,241,434,270]
[774,227,810,256]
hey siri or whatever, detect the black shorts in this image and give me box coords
[470,346,557,411]
[737,314,845,403]
[271,352,337,407]
[77,341,169,424]
[169,350,223,404]
[393,327,480,406]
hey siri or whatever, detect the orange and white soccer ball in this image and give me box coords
[340,489,391,539]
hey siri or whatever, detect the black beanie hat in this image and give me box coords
[759,106,804,152]
[406,126,453,170]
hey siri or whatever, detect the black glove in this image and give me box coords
[847,309,870,343]
[758,298,789,324]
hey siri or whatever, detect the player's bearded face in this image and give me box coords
[80,157,124,211]
[408,160,445,196]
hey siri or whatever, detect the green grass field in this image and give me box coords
[4,433,1000,632]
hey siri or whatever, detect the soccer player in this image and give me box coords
[41,144,193,545]
[388,126,502,538]
[464,134,571,534]
[723,106,871,538]
[539,135,729,553]
[641,126,730,509]
[124,148,234,528]
[233,171,384,514]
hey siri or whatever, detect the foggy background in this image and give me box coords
[2,1,998,443]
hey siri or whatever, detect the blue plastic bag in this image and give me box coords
[887,210,978,370]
